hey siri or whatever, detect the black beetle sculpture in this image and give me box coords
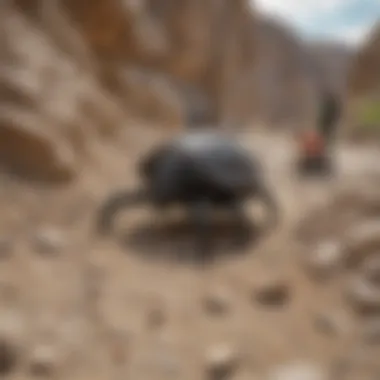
[96,131,280,259]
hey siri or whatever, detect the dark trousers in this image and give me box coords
[318,97,341,148]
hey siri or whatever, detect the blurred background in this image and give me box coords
[1,0,380,379]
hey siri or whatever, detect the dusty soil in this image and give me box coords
[1,128,380,380]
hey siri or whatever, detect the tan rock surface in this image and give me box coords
[348,23,380,97]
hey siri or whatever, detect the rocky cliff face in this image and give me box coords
[249,17,318,129]
[0,0,356,183]
[307,41,353,96]
[0,0,258,182]
[348,23,380,97]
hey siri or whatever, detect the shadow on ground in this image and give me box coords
[114,217,267,265]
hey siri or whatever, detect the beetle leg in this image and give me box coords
[96,188,149,235]
[188,199,214,264]
[230,202,251,246]
[256,181,280,233]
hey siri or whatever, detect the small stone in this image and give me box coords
[28,343,61,377]
[203,290,231,316]
[344,221,380,267]
[361,319,380,345]
[32,227,67,255]
[253,277,290,307]
[313,312,350,337]
[304,241,344,280]
[0,339,18,375]
[205,344,239,380]
[267,361,328,380]
[361,255,380,286]
[346,275,380,314]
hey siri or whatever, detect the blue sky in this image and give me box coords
[254,0,380,45]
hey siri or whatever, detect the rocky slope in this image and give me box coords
[0,130,380,380]
[231,15,354,131]
[248,17,318,129]
[0,0,258,182]
[1,0,357,183]
[348,22,380,97]
[0,4,379,377]
[307,41,353,96]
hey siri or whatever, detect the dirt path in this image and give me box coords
[244,130,380,223]
[1,129,380,380]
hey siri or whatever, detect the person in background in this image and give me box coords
[297,87,342,175]
[318,88,342,147]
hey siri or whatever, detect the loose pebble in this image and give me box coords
[203,289,231,316]
[304,240,344,280]
[32,227,67,255]
[346,275,380,314]
[361,255,380,285]
[253,277,290,307]
[205,344,239,380]
[28,343,61,377]
[343,221,380,267]
[267,361,328,380]
[313,311,350,337]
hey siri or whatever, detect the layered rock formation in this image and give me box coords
[248,17,318,129]
[0,0,258,182]
[348,23,380,97]
[235,16,353,132]
[0,0,356,183]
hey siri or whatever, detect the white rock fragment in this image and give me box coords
[32,227,68,255]
[267,361,328,380]
[304,240,344,280]
[205,343,240,380]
